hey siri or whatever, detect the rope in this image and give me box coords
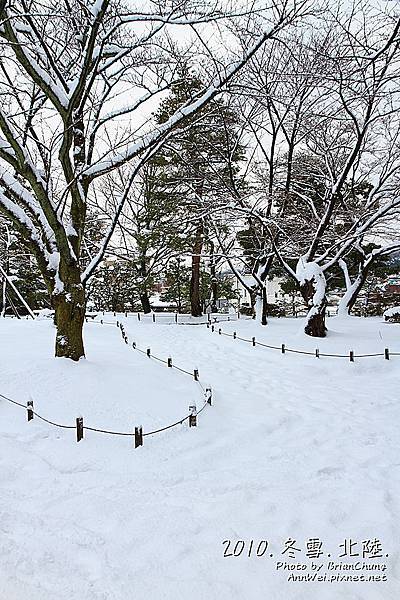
[208,325,393,360]
[0,320,212,441]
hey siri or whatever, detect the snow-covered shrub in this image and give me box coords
[383,307,400,322]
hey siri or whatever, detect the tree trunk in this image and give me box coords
[190,225,203,317]
[261,286,268,325]
[52,261,85,361]
[250,288,257,319]
[338,259,369,316]
[209,240,218,312]
[257,256,272,326]
[296,259,327,337]
[140,291,151,314]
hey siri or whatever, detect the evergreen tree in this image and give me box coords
[154,66,245,316]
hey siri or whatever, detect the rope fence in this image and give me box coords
[0,320,213,447]
[206,323,395,362]
[98,310,241,326]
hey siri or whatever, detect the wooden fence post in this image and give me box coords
[27,400,34,421]
[147,348,151,357]
[138,312,141,321]
[132,342,136,349]
[385,348,390,360]
[76,417,84,442]
[175,313,178,323]
[315,349,320,359]
[233,331,236,339]
[211,325,214,332]
[189,405,197,427]
[152,314,156,323]
[281,343,285,354]
[206,387,212,405]
[218,328,222,335]
[252,336,256,346]
[193,369,199,381]
[350,351,354,362]
[167,357,172,368]
[135,426,143,448]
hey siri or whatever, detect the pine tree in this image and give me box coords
[155,66,245,316]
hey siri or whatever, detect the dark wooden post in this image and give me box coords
[206,387,212,405]
[350,351,354,362]
[147,348,151,357]
[138,312,141,321]
[193,369,199,381]
[76,417,84,442]
[281,343,285,354]
[175,313,178,323]
[135,426,143,448]
[385,348,390,360]
[218,328,222,335]
[211,325,214,332]
[27,400,34,421]
[252,336,256,346]
[152,314,156,323]
[132,342,136,349]
[315,349,320,359]
[189,405,197,427]
[233,331,236,339]
[168,357,172,367]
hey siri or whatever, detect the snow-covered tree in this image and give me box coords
[0,0,307,358]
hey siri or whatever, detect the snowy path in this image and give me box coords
[0,316,399,599]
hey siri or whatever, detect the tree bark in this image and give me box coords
[261,286,268,325]
[52,261,85,361]
[338,258,369,316]
[140,291,151,314]
[297,260,327,337]
[190,225,203,317]
[210,242,218,313]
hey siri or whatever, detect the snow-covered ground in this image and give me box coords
[0,315,399,599]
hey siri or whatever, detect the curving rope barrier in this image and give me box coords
[206,323,394,361]
[0,320,212,447]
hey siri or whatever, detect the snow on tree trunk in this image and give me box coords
[255,287,268,325]
[296,258,327,337]
[337,278,363,317]
[52,262,85,361]
[337,259,366,317]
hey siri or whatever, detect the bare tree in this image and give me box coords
[0,0,308,359]
[229,4,400,336]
